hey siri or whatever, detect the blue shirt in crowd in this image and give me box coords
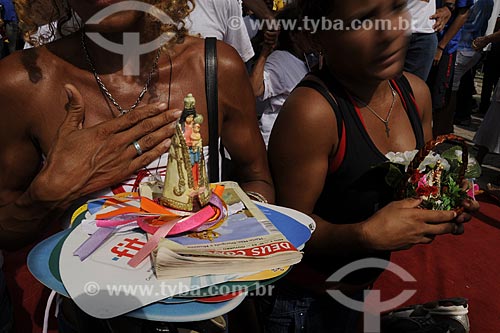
[0,0,18,22]
[437,0,475,54]
[458,0,494,51]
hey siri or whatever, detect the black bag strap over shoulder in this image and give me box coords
[205,37,219,183]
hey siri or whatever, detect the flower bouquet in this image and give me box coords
[384,134,481,212]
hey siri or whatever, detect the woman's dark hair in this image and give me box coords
[275,0,336,51]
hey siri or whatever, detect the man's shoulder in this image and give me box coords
[0,51,33,94]
[0,47,60,116]
[178,36,245,73]
[0,47,52,90]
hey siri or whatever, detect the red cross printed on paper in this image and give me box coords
[111,237,146,260]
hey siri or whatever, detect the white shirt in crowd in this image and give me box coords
[244,15,260,40]
[26,1,256,63]
[258,50,308,147]
[407,0,437,34]
[24,15,81,49]
[187,0,255,62]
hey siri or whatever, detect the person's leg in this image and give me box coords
[475,145,489,166]
[404,33,438,81]
[228,298,262,333]
[259,283,362,333]
[451,51,481,125]
[0,37,6,59]
[4,22,21,54]
[480,44,500,114]
[454,69,474,124]
[430,52,457,137]
[451,51,481,92]
[305,293,363,333]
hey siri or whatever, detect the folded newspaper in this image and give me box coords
[153,182,303,279]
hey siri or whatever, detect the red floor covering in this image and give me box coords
[374,194,500,333]
[4,194,500,332]
[4,229,59,333]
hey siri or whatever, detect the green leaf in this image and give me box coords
[385,164,404,188]
[442,146,462,163]
[465,157,482,179]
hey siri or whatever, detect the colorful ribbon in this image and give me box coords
[74,192,227,264]
[73,227,116,261]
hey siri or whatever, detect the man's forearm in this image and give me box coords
[249,54,269,97]
[0,185,67,250]
[438,8,471,50]
[486,30,500,44]
[305,214,371,256]
[240,179,275,204]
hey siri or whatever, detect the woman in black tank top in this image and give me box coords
[261,1,475,332]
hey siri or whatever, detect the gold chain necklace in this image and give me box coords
[81,30,161,116]
[352,82,397,137]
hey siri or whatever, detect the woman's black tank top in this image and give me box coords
[295,69,425,284]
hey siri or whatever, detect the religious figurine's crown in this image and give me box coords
[184,93,196,110]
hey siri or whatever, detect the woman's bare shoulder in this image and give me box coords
[287,80,338,124]
[403,72,431,101]
[402,71,432,116]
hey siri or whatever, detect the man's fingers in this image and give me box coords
[462,198,480,212]
[455,212,472,224]
[129,138,173,172]
[116,109,182,146]
[453,223,465,235]
[125,122,177,158]
[107,102,170,133]
[62,84,86,131]
[419,235,436,244]
[395,198,423,209]
[425,222,457,236]
[422,209,457,223]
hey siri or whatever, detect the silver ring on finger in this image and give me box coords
[132,140,143,156]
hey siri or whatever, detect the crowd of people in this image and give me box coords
[0,0,497,332]
[0,0,22,57]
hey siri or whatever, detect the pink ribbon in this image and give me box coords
[193,193,227,231]
[74,194,226,265]
[127,218,180,268]
[137,205,216,235]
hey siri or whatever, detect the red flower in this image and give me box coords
[410,170,423,184]
[416,185,440,197]
[429,186,439,196]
